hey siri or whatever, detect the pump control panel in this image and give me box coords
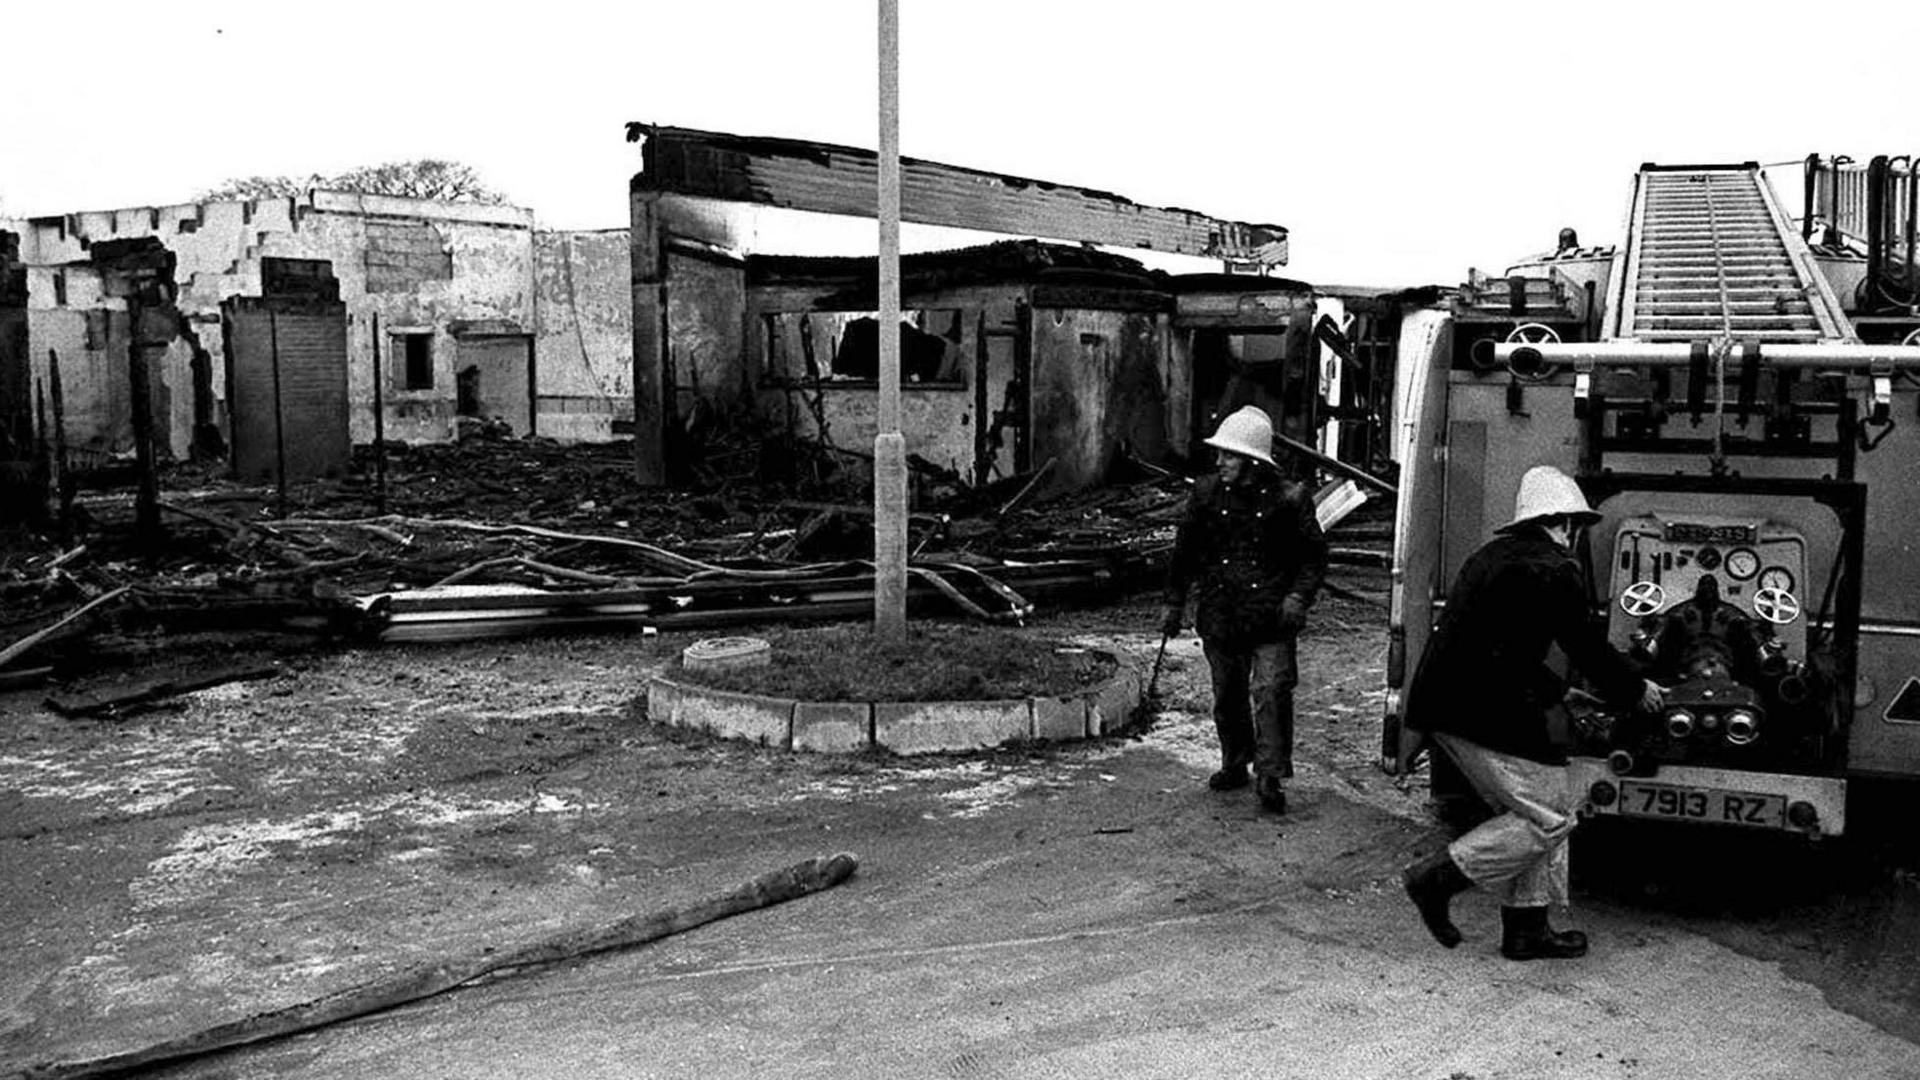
[1604,515,1809,658]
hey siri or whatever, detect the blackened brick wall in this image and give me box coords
[1,230,29,466]
[1,231,36,519]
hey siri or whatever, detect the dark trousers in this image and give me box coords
[1203,638,1298,781]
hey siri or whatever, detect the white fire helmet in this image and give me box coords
[1203,405,1277,468]
[1501,465,1600,531]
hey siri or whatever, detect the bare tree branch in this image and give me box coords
[194,160,508,205]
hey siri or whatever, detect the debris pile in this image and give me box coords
[0,435,1391,698]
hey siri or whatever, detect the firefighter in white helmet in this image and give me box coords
[1162,405,1328,814]
[1399,465,1665,960]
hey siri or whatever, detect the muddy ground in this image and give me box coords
[6,572,1920,1078]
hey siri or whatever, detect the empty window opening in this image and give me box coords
[763,309,962,385]
[395,333,434,390]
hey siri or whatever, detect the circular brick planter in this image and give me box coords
[646,651,1142,755]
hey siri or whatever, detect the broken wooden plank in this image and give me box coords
[518,559,631,587]
[22,852,859,1080]
[1326,546,1391,568]
[247,554,369,582]
[0,586,132,671]
[46,544,87,571]
[432,556,524,588]
[45,663,281,719]
[0,666,54,691]
[157,499,249,538]
[777,500,946,526]
[273,518,412,546]
[997,457,1057,517]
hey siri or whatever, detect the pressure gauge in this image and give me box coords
[1758,567,1795,594]
[1725,548,1760,581]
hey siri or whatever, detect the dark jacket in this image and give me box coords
[1164,470,1327,648]
[1405,528,1644,764]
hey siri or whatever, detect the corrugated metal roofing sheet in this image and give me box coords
[629,125,1287,266]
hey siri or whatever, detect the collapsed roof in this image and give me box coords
[627,124,1288,267]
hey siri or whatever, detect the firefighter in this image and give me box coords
[1161,405,1328,815]
[1398,464,1663,960]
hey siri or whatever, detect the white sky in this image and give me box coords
[3,0,1915,287]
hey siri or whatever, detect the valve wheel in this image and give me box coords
[1504,323,1562,380]
[1752,587,1802,625]
[1620,580,1666,617]
[1506,323,1563,345]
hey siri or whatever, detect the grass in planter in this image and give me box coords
[678,623,1114,702]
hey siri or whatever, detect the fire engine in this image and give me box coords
[1382,156,1920,837]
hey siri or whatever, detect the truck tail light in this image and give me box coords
[1589,780,1619,808]
[1665,709,1696,738]
[1787,801,1819,829]
[1725,710,1760,746]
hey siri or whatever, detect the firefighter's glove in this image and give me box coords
[1279,595,1309,635]
[1160,605,1184,638]
[1638,679,1667,714]
[1393,725,1430,781]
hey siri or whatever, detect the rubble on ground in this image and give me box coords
[0,433,1392,701]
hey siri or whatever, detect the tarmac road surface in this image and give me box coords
[6,593,1920,1079]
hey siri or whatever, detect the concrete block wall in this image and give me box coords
[1,192,545,452]
[533,229,632,442]
[363,219,454,294]
[26,306,121,454]
[20,264,198,459]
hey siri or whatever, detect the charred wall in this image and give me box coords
[0,231,35,521]
[1029,306,1174,490]
[223,263,350,483]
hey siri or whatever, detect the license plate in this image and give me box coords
[1618,782,1786,828]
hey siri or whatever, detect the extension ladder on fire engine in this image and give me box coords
[1492,162,1920,425]
[1605,163,1853,344]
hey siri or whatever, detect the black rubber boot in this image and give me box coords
[1500,905,1589,960]
[1403,848,1473,949]
[1207,765,1250,791]
[1255,776,1287,814]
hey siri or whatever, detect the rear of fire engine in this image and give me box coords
[1383,157,1920,838]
